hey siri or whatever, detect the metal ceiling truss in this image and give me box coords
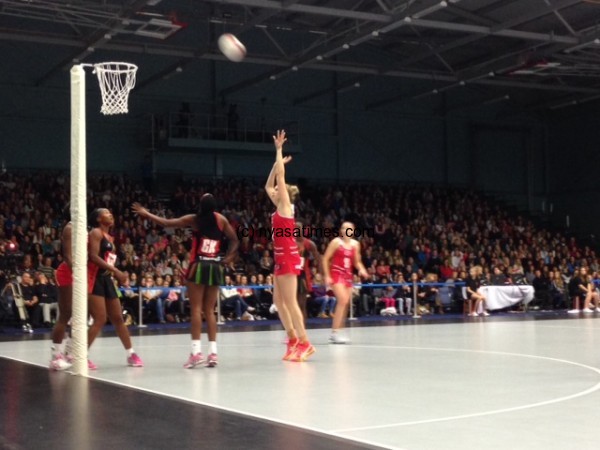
[219,0,463,97]
[33,0,151,86]
[2,0,599,108]
[0,0,179,37]
[222,0,597,102]
[135,1,304,90]
[290,0,592,108]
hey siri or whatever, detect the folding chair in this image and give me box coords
[0,284,14,328]
[9,281,33,333]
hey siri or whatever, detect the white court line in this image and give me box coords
[0,354,404,450]
[333,345,600,433]
[535,324,600,330]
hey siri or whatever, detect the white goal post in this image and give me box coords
[69,62,137,376]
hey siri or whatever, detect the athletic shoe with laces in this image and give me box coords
[568,309,581,314]
[329,333,350,344]
[206,353,218,368]
[49,354,72,371]
[282,338,299,361]
[183,353,204,369]
[88,359,98,371]
[289,340,316,362]
[127,353,144,367]
[582,308,594,313]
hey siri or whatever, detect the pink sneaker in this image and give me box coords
[127,353,144,367]
[282,338,299,361]
[88,359,98,371]
[289,340,315,362]
[206,353,218,368]
[183,353,204,369]
[49,354,72,371]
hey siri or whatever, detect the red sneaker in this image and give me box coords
[282,338,299,361]
[290,340,315,362]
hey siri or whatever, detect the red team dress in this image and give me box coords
[330,239,355,288]
[271,210,301,276]
[56,223,74,287]
[55,262,73,287]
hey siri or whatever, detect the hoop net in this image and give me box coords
[93,62,137,115]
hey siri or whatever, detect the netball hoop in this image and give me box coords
[93,62,138,115]
[69,62,136,376]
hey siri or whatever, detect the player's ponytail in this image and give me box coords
[195,193,217,229]
[286,184,299,203]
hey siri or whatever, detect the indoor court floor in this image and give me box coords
[1,314,600,450]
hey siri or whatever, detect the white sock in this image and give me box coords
[209,341,217,354]
[192,340,201,355]
[51,345,61,358]
[126,348,135,356]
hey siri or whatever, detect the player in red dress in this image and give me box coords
[49,214,73,371]
[295,221,322,322]
[322,222,368,344]
[265,130,315,362]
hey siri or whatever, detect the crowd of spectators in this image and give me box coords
[1,171,599,329]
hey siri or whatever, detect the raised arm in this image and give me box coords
[265,162,279,207]
[273,130,290,209]
[265,129,287,203]
[132,203,195,229]
[271,130,295,216]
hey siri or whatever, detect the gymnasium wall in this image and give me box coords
[0,51,545,200]
[546,102,600,237]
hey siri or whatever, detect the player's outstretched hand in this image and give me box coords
[131,203,148,217]
[273,129,287,150]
